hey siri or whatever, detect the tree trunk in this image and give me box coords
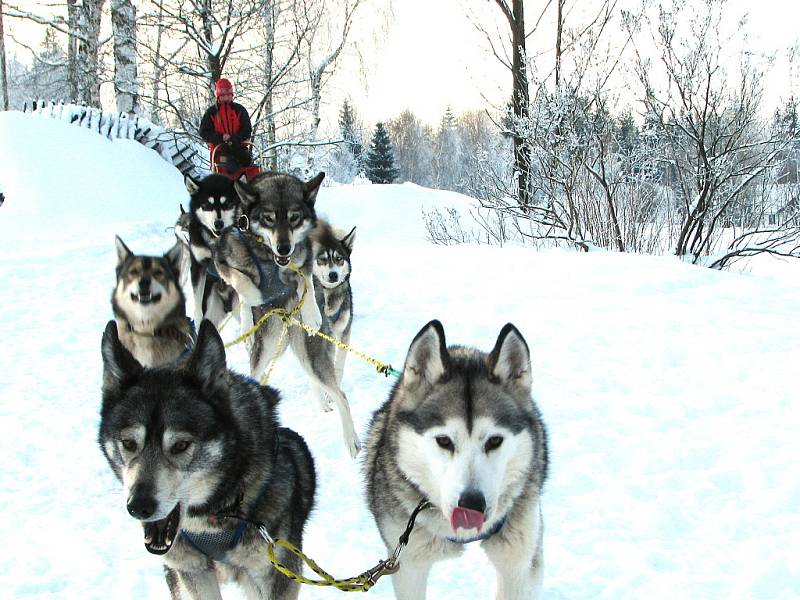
[511,0,530,208]
[555,0,563,89]
[262,0,278,170]
[201,0,219,103]
[494,0,531,209]
[67,0,79,101]
[77,0,104,106]
[111,0,138,113]
[150,0,166,124]
[0,1,8,110]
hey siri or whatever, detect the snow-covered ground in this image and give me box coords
[1,111,799,599]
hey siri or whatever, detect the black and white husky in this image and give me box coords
[364,321,549,600]
[99,319,316,599]
[111,236,193,368]
[181,173,242,328]
[213,171,361,458]
[311,221,355,386]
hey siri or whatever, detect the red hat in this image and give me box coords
[215,78,234,98]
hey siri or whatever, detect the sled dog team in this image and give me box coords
[100,170,549,600]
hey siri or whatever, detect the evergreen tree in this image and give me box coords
[433,106,463,192]
[338,98,363,163]
[365,122,399,184]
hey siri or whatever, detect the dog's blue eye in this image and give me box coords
[485,436,504,452]
[121,439,138,452]
[435,435,455,452]
[289,212,301,224]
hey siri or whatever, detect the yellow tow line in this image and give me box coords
[222,262,400,384]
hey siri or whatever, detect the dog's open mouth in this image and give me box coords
[143,504,180,555]
[274,255,290,267]
[131,292,162,305]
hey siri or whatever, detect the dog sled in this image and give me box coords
[211,140,262,181]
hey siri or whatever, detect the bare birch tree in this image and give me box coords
[297,0,363,144]
[4,0,105,105]
[0,1,9,110]
[111,0,137,113]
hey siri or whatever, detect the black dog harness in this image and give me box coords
[234,228,293,304]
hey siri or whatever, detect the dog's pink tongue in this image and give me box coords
[451,507,484,532]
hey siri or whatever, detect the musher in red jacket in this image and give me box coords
[199,78,253,173]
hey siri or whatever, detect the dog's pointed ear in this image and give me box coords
[164,240,184,282]
[101,320,143,391]
[487,323,532,394]
[186,320,227,393]
[234,178,257,209]
[340,226,356,254]
[304,172,325,207]
[115,235,132,267]
[401,320,450,389]
[184,174,200,195]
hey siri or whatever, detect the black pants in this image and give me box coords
[218,142,252,169]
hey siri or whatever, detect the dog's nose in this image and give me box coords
[457,490,486,514]
[213,219,224,231]
[139,277,151,290]
[127,494,157,520]
[276,243,291,256]
[328,272,339,283]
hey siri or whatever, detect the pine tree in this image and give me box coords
[339,99,363,163]
[365,122,399,184]
[433,106,462,192]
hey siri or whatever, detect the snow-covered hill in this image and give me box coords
[1,111,799,599]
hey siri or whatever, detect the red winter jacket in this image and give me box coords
[199,101,253,162]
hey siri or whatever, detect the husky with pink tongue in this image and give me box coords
[364,320,549,600]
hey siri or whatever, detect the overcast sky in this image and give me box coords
[331,0,800,127]
[5,0,799,128]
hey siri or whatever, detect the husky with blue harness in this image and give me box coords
[364,321,549,600]
[99,319,316,599]
[213,171,362,459]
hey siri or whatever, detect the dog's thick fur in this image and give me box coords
[112,236,193,368]
[214,171,361,458]
[311,221,356,386]
[99,320,316,599]
[182,173,242,328]
[364,321,549,600]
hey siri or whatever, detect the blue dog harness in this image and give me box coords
[179,431,281,562]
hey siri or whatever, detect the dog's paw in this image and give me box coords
[345,432,362,459]
[302,304,323,334]
[318,394,334,413]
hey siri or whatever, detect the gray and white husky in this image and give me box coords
[181,173,242,328]
[213,171,361,459]
[311,221,356,386]
[99,319,316,600]
[364,321,549,600]
[111,236,193,368]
